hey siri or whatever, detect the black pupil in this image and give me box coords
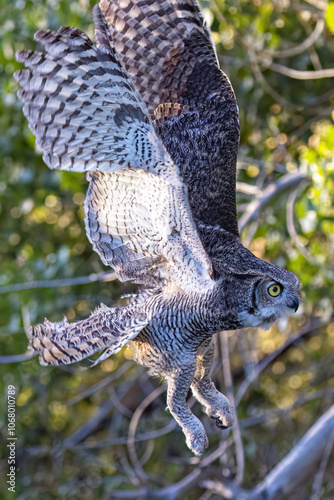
[273,286,278,293]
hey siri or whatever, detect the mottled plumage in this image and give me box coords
[15,0,300,455]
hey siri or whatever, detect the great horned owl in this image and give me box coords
[14,0,300,455]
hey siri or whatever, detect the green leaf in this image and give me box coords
[325,2,334,33]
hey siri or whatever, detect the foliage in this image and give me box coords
[0,0,333,498]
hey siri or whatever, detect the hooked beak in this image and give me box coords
[287,297,299,313]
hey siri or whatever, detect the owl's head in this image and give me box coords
[204,226,300,331]
[235,267,300,330]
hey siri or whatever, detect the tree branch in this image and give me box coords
[268,62,334,80]
[0,271,117,295]
[234,317,330,407]
[0,351,37,363]
[220,332,245,485]
[238,171,306,232]
[268,18,325,59]
[127,384,167,483]
[251,405,334,499]
[203,405,334,499]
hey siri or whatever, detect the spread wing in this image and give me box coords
[28,294,153,366]
[99,0,240,235]
[14,14,214,293]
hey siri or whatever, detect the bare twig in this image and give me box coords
[73,420,176,449]
[0,271,117,294]
[291,3,325,14]
[237,155,287,174]
[209,0,226,24]
[201,437,234,468]
[220,332,234,402]
[242,220,260,250]
[0,351,37,363]
[65,361,133,406]
[200,478,248,499]
[252,405,334,499]
[310,428,334,500]
[22,305,31,334]
[247,47,299,109]
[203,406,334,500]
[139,438,155,466]
[304,0,327,11]
[289,105,334,140]
[63,379,135,449]
[220,332,245,485]
[119,448,142,487]
[286,179,322,266]
[234,318,330,406]
[239,171,306,232]
[236,182,260,195]
[268,18,325,59]
[127,384,167,482]
[300,15,323,71]
[110,489,149,499]
[109,390,134,419]
[268,62,334,80]
[198,491,213,500]
[63,397,117,449]
[0,308,38,363]
[240,388,334,428]
[110,437,233,499]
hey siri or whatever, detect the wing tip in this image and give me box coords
[34,29,54,42]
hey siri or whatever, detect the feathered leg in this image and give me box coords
[191,338,234,429]
[166,362,209,456]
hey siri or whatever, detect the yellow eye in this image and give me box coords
[268,284,282,297]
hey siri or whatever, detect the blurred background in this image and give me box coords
[0,0,333,498]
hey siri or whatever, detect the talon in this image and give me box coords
[216,418,228,430]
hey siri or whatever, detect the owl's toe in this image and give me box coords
[185,430,209,456]
[207,406,234,429]
[213,416,228,430]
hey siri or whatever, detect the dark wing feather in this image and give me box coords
[98,0,240,235]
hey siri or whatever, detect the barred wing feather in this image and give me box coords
[14,15,213,292]
[85,169,214,291]
[28,300,150,366]
[14,26,163,173]
[98,0,240,235]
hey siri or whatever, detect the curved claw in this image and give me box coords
[210,415,230,430]
[215,417,228,430]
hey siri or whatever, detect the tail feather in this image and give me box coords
[28,304,149,366]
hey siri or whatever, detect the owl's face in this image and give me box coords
[236,271,300,330]
[210,229,300,331]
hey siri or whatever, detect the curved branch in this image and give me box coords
[286,180,321,266]
[238,171,306,232]
[0,271,117,295]
[65,361,133,406]
[311,428,334,500]
[127,384,167,482]
[269,18,325,59]
[0,351,37,363]
[202,405,334,500]
[234,317,330,407]
[220,332,245,485]
[252,405,334,499]
[269,62,334,80]
[247,47,300,109]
